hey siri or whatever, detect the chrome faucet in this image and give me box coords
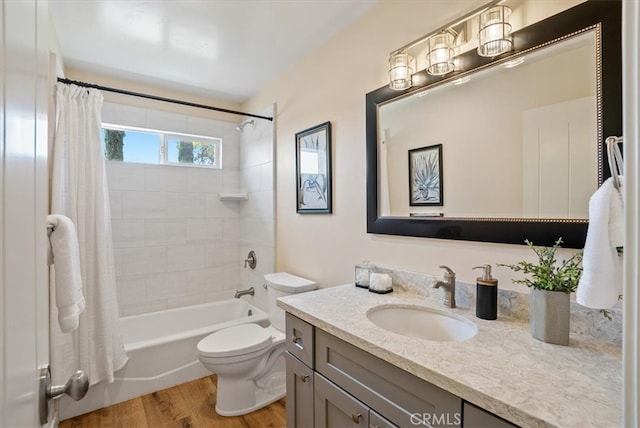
[432,265,456,308]
[234,287,255,298]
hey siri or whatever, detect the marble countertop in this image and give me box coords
[277,284,621,428]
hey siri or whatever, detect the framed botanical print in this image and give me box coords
[295,122,332,214]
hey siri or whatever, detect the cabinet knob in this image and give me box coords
[351,413,362,423]
[298,373,309,383]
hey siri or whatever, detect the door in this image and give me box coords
[0,0,50,426]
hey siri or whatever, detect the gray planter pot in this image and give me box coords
[530,288,570,345]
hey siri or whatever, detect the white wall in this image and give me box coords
[243,0,584,291]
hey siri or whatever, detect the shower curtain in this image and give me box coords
[50,83,127,386]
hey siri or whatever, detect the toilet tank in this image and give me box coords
[264,272,316,331]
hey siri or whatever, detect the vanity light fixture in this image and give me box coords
[478,5,513,57]
[426,31,456,76]
[388,52,414,90]
[503,56,525,68]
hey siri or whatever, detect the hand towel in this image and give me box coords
[576,177,623,309]
[47,214,85,332]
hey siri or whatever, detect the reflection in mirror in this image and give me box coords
[378,30,597,219]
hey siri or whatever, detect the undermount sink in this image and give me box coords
[366,305,478,342]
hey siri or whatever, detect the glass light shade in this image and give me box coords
[388,52,414,90]
[478,6,513,57]
[426,32,455,76]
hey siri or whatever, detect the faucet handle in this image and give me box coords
[438,265,455,278]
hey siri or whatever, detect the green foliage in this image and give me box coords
[177,141,215,165]
[497,238,583,293]
[104,129,125,161]
[177,141,194,163]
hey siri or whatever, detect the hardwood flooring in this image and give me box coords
[59,375,287,428]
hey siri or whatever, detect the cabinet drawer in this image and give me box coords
[463,402,518,428]
[315,329,462,428]
[286,313,314,368]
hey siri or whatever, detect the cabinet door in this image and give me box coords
[370,409,398,428]
[314,373,369,428]
[286,352,314,428]
[463,402,518,428]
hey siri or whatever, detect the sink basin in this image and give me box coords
[366,305,477,342]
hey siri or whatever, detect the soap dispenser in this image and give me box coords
[473,264,497,320]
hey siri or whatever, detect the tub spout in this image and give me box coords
[234,287,255,298]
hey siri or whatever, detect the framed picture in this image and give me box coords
[296,121,332,214]
[408,144,443,206]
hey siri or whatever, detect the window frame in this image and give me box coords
[102,123,223,169]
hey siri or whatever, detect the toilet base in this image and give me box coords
[215,372,286,416]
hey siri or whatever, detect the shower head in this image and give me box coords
[236,119,255,132]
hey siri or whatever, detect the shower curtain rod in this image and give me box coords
[57,78,274,122]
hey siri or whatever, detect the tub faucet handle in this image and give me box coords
[244,250,257,269]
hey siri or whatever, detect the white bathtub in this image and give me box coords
[59,299,268,420]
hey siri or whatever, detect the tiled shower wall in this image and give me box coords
[102,102,270,316]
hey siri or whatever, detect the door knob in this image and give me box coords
[39,365,89,424]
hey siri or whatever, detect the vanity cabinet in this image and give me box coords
[285,313,516,428]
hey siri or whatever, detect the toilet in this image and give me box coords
[197,272,316,416]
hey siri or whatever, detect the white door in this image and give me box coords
[1,0,50,426]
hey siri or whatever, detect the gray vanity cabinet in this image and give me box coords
[285,313,515,428]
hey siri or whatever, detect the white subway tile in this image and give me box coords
[222,218,241,242]
[122,247,166,275]
[122,300,168,317]
[222,168,241,193]
[186,218,222,243]
[222,141,240,169]
[102,102,146,128]
[144,164,187,192]
[146,110,188,134]
[187,167,222,193]
[259,162,274,192]
[243,165,261,193]
[242,190,273,220]
[113,248,124,277]
[205,194,240,218]
[166,192,205,218]
[187,116,223,136]
[206,289,236,302]
[187,267,223,295]
[166,244,205,272]
[145,219,186,246]
[222,265,241,290]
[115,274,146,305]
[205,242,239,267]
[111,219,145,248]
[168,295,206,309]
[122,191,166,218]
[110,191,123,219]
[146,271,187,299]
[106,161,145,191]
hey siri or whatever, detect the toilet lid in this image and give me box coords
[197,323,272,358]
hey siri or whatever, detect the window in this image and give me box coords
[101,124,222,168]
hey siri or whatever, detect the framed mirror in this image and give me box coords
[366,1,621,248]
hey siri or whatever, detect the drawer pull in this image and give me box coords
[298,373,309,382]
[292,335,302,345]
[351,413,362,423]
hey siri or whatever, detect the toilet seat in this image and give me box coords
[198,323,272,358]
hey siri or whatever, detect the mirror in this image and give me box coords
[366,1,622,248]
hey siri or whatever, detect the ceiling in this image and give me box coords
[49,0,378,103]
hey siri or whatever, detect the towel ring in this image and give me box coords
[605,135,623,190]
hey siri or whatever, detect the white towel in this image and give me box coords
[576,177,623,309]
[47,214,85,332]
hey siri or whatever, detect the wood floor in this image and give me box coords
[59,375,286,428]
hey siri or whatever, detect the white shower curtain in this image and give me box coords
[50,83,127,386]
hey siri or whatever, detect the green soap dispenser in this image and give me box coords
[473,264,498,320]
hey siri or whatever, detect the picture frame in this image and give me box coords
[408,144,443,206]
[295,121,332,214]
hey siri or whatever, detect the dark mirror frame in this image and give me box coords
[366,0,621,249]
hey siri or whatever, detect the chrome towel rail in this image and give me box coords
[606,135,623,190]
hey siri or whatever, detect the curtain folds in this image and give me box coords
[50,83,127,386]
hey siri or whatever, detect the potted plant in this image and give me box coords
[498,238,583,346]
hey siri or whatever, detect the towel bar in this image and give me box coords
[605,135,623,190]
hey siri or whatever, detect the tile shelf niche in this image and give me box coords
[218,192,249,201]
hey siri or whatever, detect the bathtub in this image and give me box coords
[59,299,268,420]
